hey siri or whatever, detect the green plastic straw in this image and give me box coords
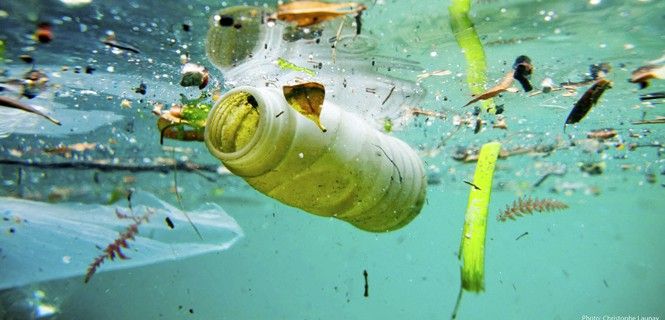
[448,0,495,113]
[452,141,501,319]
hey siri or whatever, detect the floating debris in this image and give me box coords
[587,128,618,140]
[408,107,447,120]
[533,164,567,187]
[154,94,213,143]
[134,82,147,95]
[416,69,452,82]
[44,142,97,157]
[639,91,665,101]
[564,78,612,128]
[590,62,611,80]
[179,63,209,89]
[165,217,175,229]
[463,70,517,107]
[629,64,665,89]
[540,78,555,93]
[17,69,50,99]
[276,1,367,27]
[0,96,60,125]
[102,33,140,54]
[19,55,34,64]
[283,82,327,132]
[276,57,316,77]
[497,196,568,222]
[515,232,529,241]
[120,99,132,109]
[363,269,369,297]
[579,161,605,175]
[631,117,665,125]
[512,55,533,92]
[34,22,53,43]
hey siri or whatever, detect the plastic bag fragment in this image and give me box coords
[0,191,243,290]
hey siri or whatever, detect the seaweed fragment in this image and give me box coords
[564,78,612,129]
[84,208,155,283]
[497,196,568,222]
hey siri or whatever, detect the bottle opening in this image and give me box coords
[206,91,260,154]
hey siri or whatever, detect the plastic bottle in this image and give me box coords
[205,86,427,232]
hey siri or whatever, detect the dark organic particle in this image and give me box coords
[180,63,209,90]
[275,111,284,118]
[580,162,604,175]
[19,54,34,64]
[355,11,363,35]
[247,95,258,108]
[639,92,665,101]
[515,232,528,240]
[0,96,61,125]
[381,86,395,105]
[463,180,481,190]
[590,62,611,80]
[34,22,53,43]
[473,118,482,134]
[134,82,147,95]
[182,23,191,32]
[363,270,369,298]
[165,217,174,229]
[497,196,568,222]
[84,208,155,283]
[512,55,533,92]
[21,69,49,99]
[564,78,612,129]
[85,66,95,74]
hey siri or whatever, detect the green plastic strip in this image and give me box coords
[459,141,501,292]
[448,0,495,113]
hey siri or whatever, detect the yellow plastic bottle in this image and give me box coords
[205,86,427,232]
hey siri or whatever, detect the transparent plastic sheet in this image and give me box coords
[205,7,425,130]
[0,190,243,290]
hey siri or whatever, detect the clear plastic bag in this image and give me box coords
[0,190,243,290]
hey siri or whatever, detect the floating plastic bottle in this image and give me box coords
[204,86,427,232]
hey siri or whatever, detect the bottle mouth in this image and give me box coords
[205,90,261,160]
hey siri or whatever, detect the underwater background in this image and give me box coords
[0,0,664,319]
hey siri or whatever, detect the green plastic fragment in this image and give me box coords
[448,0,495,113]
[0,39,4,63]
[383,118,393,133]
[181,103,212,128]
[277,57,316,77]
[459,141,501,292]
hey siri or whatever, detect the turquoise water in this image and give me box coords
[1,0,664,319]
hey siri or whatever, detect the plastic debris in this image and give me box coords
[0,190,243,290]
